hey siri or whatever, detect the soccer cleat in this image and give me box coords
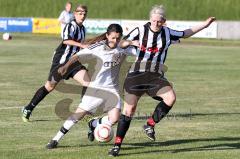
[87,118,96,142]
[143,124,156,141]
[21,107,32,122]
[46,140,58,149]
[108,145,120,157]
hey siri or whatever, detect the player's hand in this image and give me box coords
[58,66,67,76]
[204,17,216,28]
[131,40,140,48]
[81,44,89,49]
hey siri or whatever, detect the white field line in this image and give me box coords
[0,104,54,110]
[0,96,239,110]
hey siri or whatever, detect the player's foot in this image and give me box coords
[46,140,58,149]
[87,118,96,142]
[108,145,120,157]
[143,124,155,141]
[21,107,32,122]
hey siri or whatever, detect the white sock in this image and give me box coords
[91,116,113,128]
[52,118,78,142]
[52,131,64,142]
[92,119,99,128]
[100,116,112,126]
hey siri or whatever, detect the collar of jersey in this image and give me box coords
[147,22,163,33]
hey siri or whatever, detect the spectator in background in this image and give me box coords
[58,1,74,38]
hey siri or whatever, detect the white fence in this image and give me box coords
[84,19,218,39]
[1,17,240,40]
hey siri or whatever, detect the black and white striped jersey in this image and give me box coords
[124,22,184,73]
[55,19,86,64]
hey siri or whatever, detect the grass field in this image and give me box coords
[0,33,240,159]
[1,0,240,20]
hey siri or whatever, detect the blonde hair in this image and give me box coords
[149,5,166,19]
[85,24,123,45]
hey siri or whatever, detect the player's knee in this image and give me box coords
[123,105,136,117]
[45,82,56,92]
[110,118,118,125]
[170,92,176,105]
[163,91,176,106]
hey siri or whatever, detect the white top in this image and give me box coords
[58,10,74,37]
[76,40,136,90]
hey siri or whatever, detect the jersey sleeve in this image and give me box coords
[168,28,185,42]
[58,11,64,21]
[76,48,93,57]
[123,27,140,41]
[124,46,137,56]
[62,23,75,41]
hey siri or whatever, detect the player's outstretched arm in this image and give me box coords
[119,40,140,48]
[58,55,80,76]
[63,40,89,49]
[183,17,216,38]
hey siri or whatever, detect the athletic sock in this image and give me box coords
[91,116,113,128]
[25,86,49,111]
[52,117,78,142]
[147,101,172,127]
[114,114,132,147]
[101,116,113,126]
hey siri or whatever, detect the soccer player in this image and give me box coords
[21,5,90,122]
[46,24,137,149]
[108,5,216,156]
[58,1,74,38]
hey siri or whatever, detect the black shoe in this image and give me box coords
[87,118,96,142]
[108,145,120,157]
[46,140,58,149]
[21,107,32,122]
[143,125,155,141]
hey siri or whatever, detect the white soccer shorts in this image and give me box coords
[78,88,121,114]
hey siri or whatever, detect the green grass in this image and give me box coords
[0,0,240,20]
[0,33,240,159]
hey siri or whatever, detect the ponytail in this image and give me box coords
[84,33,107,45]
[84,24,123,45]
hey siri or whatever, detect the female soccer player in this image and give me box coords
[46,24,137,149]
[58,1,74,38]
[109,5,216,156]
[21,5,90,122]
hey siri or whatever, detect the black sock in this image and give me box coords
[25,86,49,111]
[114,114,132,147]
[149,101,172,125]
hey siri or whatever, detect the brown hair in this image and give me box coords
[85,24,123,45]
[66,1,72,6]
[75,4,88,12]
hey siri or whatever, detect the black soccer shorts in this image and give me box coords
[124,71,171,97]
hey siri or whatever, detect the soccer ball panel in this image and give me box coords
[94,123,114,143]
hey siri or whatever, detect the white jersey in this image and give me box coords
[58,10,74,38]
[76,40,136,90]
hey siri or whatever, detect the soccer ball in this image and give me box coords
[94,123,114,143]
[2,32,12,40]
